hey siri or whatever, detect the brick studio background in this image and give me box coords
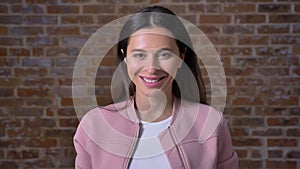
[0,0,299,169]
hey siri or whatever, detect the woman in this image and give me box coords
[74,6,238,169]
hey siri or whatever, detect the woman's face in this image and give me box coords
[125,27,183,98]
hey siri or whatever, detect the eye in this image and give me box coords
[158,51,174,59]
[132,53,145,58]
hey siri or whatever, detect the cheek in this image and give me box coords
[160,63,178,78]
[126,60,141,79]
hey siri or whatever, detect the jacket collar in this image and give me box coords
[121,96,183,124]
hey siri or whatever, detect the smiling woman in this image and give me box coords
[73,6,239,169]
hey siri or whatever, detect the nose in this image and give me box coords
[145,55,160,71]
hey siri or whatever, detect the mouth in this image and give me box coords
[140,76,166,87]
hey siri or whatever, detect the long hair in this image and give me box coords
[114,6,207,104]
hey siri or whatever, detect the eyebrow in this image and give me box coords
[131,48,174,52]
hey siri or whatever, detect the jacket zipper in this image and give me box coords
[168,126,187,169]
[125,123,142,169]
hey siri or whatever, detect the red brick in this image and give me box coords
[225,67,255,76]
[255,47,290,56]
[200,15,231,24]
[268,150,283,158]
[32,48,44,56]
[26,0,58,3]
[224,3,255,13]
[0,161,19,169]
[0,26,8,35]
[232,138,263,146]
[46,47,79,56]
[230,128,249,136]
[205,4,221,13]
[59,118,79,127]
[0,68,12,76]
[0,58,18,66]
[221,47,252,56]
[17,88,50,97]
[61,37,88,46]
[238,35,269,45]
[0,139,23,148]
[267,139,298,147]
[0,5,8,13]
[0,48,7,56]
[57,108,76,116]
[47,26,79,35]
[9,26,44,36]
[97,15,119,25]
[25,138,57,147]
[0,16,22,24]
[286,151,300,159]
[271,35,300,44]
[15,68,47,77]
[258,4,291,12]
[26,37,58,47]
[118,5,146,15]
[235,149,247,158]
[22,58,53,67]
[160,5,187,14]
[267,117,298,126]
[61,15,94,24]
[252,128,283,136]
[188,4,205,13]
[7,127,41,137]
[13,107,43,116]
[229,107,252,116]
[51,68,74,76]
[0,37,23,46]
[24,78,54,86]
[270,15,300,23]
[251,150,262,158]
[9,48,30,56]
[10,4,44,13]
[47,5,79,14]
[266,160,297,168]
[45,129,75,137]
[207,35,236,45]
[235,15,266,23]
[0,88,14,97]
[257,25,290,34]
[83,5,115,13]
[198,25,220,34]
[287,128,300,136]
[234,77,264,86]
[60,98,73,106]
[268,97,298,106]
[258,67,289,76]
[232,117,265,127]
[295,4,300,12]
[25,98,53,106]
[24,15,58,24]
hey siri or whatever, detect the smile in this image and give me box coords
[140,76,166,87]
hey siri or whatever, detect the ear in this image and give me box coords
[124,57,127,64]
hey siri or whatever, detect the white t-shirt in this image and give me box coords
[129,116,172,169]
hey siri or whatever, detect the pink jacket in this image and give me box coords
[74,98,239,169]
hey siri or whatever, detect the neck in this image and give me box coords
[135,90,173,122]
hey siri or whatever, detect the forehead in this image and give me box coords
[128,27,177,50]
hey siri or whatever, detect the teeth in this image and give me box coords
[143,78,159,83]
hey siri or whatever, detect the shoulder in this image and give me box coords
[80,100,130,123]
[179,99,225,139]
[180,99,223,120]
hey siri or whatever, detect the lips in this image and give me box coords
[140,76,166,87]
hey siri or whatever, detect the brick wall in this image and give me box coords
[0,0,299,169]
